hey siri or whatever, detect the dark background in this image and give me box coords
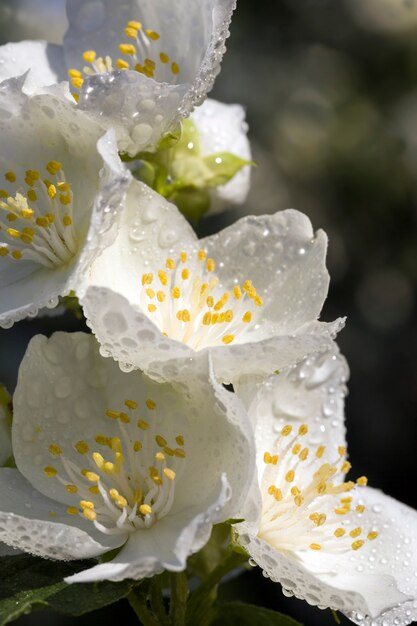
[0,0,416,624]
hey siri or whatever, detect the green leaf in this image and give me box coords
[156,123,182,151]
[209,602,303,626]
[202,153,253,187]
[0,554,137,625]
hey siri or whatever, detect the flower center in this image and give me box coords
[140,249,264,351]
[0,162,78,268]
[258,424,378,554]
[44,398,185,536]
[68,19,180,100]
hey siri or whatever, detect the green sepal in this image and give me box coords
[59,294,83,320]
[169,188,211,224]
[209,603,303,626]
[0,385,12,428]
[0,554,138,626]
[156,123,182,151]
[201,152,254,188]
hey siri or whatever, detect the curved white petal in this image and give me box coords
[191,98,251,210]
[0,41,66,92]
[66,475,230,582]
[12,332,255,574]
[64,0,236,154]
[0,75,130,327]
[0,469,122,559]
[241,487,417,625]
[0,1,67,44]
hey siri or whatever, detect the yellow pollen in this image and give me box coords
[44,466,58,477]
[181,268,190,280]
[292,444,301,455]
[83,471,100,483]
[334,528,346,537]
[127,20,142,30]
[142,273,153,285]
[48,444,62,457]
[155,435,167,447]
[125,27,139,39]
[206,296,214,308]
[106,410,120,419]
[316,445,325,458]
[6,228,21,239]
[356,504,365,513]
[158,270,168,285]
[341,461,351,474]
[27,190,37,202]
[368,531,378,541]
[146,29,160,40]
[68,68,82,78]
[103,462,115,474]
[21,208,34,219]
[12,251,22,260]
[46,184,57,199]
[89,486,100,495]
[198,249,207,261]
[146,399,156,410]
[176,435,184,446]
[166,258,175,270]
[0,248,9,257]
[172,286,181,299]
[80,500,95,510]
[233,285,242,299]
[285,470,295,482]
[357,476,368,486]
[133,441,142,452]
[206,258,215,272]
[144,58,156,70]
[5,171,16,183]
[164,446,175,456]
[84,509,97,521]
[148,304,157,313]
[46,161,62,175]
[254,295,264,307]
[92,452,105,469]
[139,504,152,516]
[171,61,180,75]
[174,448,186,459]
[75,441,89,455]
[160,52,169,63]
[263,451,278,465]
[164,468,176,480]
[180,251,187,263]
[222,334,235,345]
[95,435,111,446]
[157,291,165,302]
[146,288,155,299]
[350,527,362,538]
[67,506,79,516]
[137,419,149,430]
[281,425,292,436]
[299,447,309,461]
[155,452,165,461]
[352,540,365,551]
[66,484,78,494]
[242,311,252,323]
[124,399,138,410]
[298,424,308,435]
[310,543,322,551]
[83,50,97,63]
[71,77,84,89]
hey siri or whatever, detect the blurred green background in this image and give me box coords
[0,0,416,624]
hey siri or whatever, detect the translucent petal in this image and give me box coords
[0,41,66,91]
[66,475,230,582]
[0,1,67,44]
[0,469,122,559]
[191,98,251,210]
[64,0,236,154]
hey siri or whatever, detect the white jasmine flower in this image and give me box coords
[81,180,343,384]
[0,384,12,467]
[0,74,129,328]
[0,332,255,582]
[190,98,252,212]
[234,345,417,626]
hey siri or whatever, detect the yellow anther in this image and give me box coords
[6,213,16,222]
[263,451,278,465]
[350,527,362,538]
[106,409,120,419]
[137,419,150,430]
[159,52,169,63]
[75,441,89,455]
[146,288,155,299]
[299,448,309,461]
[124,399,138,410]
[71,77,84,89]
[84,508,97,521]
[146,399,156,410]
[83,471,100,483]
[0,248,9,257]
[222,334,234,345]
[61,193,72,206]
[164,468,176,481]
[111,437,123,453]
[171,61,180,75]
[103,462,115,473]
[281,425,292,436]
[334,528,345,537]
[119,43,136,55]
[197,249,207,261]
[95,435,111,446]
[206,296,214,308]
[174,448,186,459]
[139,504,152,516]
[232,285,242,300]
[176,435,184,446]
[294,495,304,507]
[214,293,229,311]
[155,451,165,461]
[356,504,365,513]
[133,440,142,452]
[316,445,325,458]
[146,29,160,40]
[166,257,175,270]
[148,304,157,313]
[368,531,378,541]
[68,68,82,78]
[46,161,62,175]
[125,27,139,39]
[127,20,142,29]
[334,507,349,515]
[142,272,154,285]
[21,208,34,219]
[338,446,347,456]
[83,50,97,63]
[181,268,190,280]
[341,461,352,474]
[292,444,301,455]
[155,435,167,447]
[89,486,100,495]
[80,500,95,510]
[177,251,186,263]
[158,270,168,285]
[285,470,295,482]
[46,184,57,199]
[177,309,191,322]
[92,452,105,469]
[21,228,34,244]
[298,424,308,436]
[66,484,78,494]
[72,93,79,103]
[67,506,79,516]
[164,446,175,457]
[254,295,264,307]
[157,291,165,302]
[48,443,62,456]
[310,543,322,551]
[7,228,21,239]
[206,258,215,272]
[357,476,368,486]
[242,311,252,323]
[352,540,365,551]
[12,250,22,260]
[44,466,58,477]
[5,171,16,183]
[172,286,181,299]
[27,190,37,202]
[144,58,156,70]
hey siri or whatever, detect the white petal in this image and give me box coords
[66,475,230,582]
[64,0,236,154]
[191,98,251,210]
[13,332,255,554]
[0,469,122,559]
[0,41,66,92]
[201,210,330,329]
[0,74,129,327]
[0,1,67,44]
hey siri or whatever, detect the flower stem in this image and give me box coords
[170,571,189,626]
[128,587,160,626]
